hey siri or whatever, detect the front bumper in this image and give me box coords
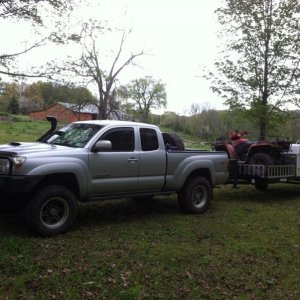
[0,175,43,194]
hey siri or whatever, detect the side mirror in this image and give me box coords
[92,140,112,152]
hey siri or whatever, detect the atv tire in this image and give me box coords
[248,152,274,166]
[162,132,185,151]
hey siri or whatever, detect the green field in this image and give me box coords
[0,185,299,299]
[0,118,299,299]
[0,116,52,144]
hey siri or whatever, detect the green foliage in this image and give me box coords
[25,81,95,108]
[118,76,167,123]
[0,185,299,299]
[208,0,300,139]
[0,117,54,143]
[0,82,19,112]
[158,107,299,142]
[8,96,19,114]
[0,81,96,114]
[37,81,96,108]
[160,111,185,131]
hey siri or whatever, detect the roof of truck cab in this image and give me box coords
[73,119,159,128]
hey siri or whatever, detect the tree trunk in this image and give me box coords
[259,94,268,140]
[259,116,267,141]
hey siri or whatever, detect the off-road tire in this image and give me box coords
[23,185,78,237]
[162,132,185,151]
[178,177,212,214]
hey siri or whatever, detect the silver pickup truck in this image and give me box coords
[0,117,228,236]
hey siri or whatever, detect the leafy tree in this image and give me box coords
[207,0,300,139]
[0,82,19,111]
[23,81,95,110]
[38,82,56,108]
[118,76,167,123]
[25,82,43,103]
[161,111,182,130]
[185,103,223,140]
[8,95,19,114]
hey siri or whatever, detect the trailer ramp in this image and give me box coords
[238,164,295,178]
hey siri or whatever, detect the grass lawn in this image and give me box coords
[0,117,299,299]
[0,184,299,299]
[0,116,52,144]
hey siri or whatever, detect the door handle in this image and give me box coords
[128,158,138,164]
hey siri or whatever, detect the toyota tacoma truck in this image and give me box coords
[0,117,228,236]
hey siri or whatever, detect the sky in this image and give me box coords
[2,0,227,115]
[89,0,226,114]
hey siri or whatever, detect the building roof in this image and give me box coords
[58,102,98,114]
[57,102,133,121]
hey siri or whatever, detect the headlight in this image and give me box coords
[12,156,26,170]
[0,159,10,175]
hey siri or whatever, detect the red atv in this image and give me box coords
[214,130,291,165]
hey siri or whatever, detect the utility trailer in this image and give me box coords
[228,143,300,190]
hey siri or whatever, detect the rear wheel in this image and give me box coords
[23,185,78,237]
[178,177,212,214]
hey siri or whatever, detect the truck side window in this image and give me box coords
[101,128,134,152]
[140,128,159,151]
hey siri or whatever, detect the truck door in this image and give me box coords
[89,127,139,195]
[138,127,167,191]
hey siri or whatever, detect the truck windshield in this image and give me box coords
[45,124,104,148]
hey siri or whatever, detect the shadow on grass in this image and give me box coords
[0,196,180,236]
[2,184,300,236]
[215,183,300,204]
[0,211,28,236]
[76,196,179,228]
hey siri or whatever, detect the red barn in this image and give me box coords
[29,102,98,123]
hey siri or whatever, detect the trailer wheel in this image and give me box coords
[23,185,78,237]
[254,178,268,191]
[178,177,212,214]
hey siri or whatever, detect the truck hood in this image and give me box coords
[0,142,68,156]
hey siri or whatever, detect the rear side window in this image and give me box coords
[100,127,134,152]
[140,128,159,151]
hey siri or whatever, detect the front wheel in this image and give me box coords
[178,177,212,214]
[23,185,78,237]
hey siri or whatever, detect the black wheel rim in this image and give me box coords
[40,197,70,230]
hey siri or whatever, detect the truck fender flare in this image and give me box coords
[175,160,213,191]
[27,162,88,197]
